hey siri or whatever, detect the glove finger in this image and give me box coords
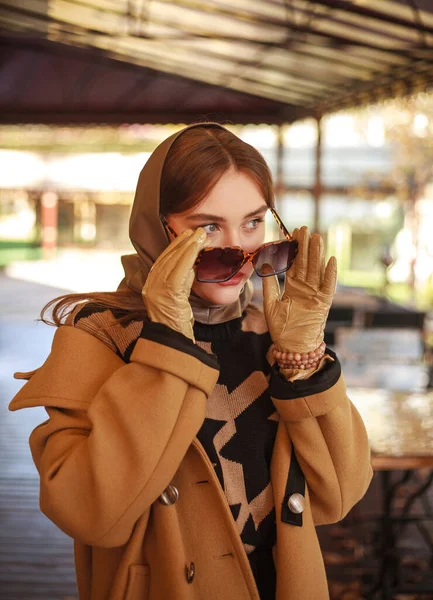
[320,256,337,298]
[150,227,196,272]
[286,228,299,276]
[168,229,208,290]
[306,233,324,290]
[294,226,310,281]
[281,229,299,300]
[319,241,326,286]
[152,228,205,279]
[262,264,281,310]
[185,268,195,291]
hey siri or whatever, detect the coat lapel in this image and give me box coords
[9,326,124,412]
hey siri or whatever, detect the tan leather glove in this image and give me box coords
[262,226,337,379]
[142,227,207,341]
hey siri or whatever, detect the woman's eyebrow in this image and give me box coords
[186,206,268,223]
[186,213,227,223]
[243,206,268,219]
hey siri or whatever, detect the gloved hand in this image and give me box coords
[262,226,337,355]
[142,227,207,341]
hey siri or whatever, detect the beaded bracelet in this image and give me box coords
[273,341,326,370]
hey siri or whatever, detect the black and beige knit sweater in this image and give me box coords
[72,302,280,555]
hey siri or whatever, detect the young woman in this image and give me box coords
[10,123,372,600]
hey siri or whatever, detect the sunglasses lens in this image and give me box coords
[196,248,245,282]
[254,240,298,276]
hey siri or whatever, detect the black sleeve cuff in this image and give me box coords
[140,321,219,371]
[269,348,341,400]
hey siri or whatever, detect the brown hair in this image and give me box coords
[40,125,274,328]
[160,126,274,215]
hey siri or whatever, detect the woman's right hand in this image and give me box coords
[142,227,207,341]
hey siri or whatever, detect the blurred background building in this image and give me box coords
[0,114,429,301]
[1,1,433,599]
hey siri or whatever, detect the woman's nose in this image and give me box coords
[220,229,242,248]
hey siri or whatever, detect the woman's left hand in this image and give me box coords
[262,226,337,354]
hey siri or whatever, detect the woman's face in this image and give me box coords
[166,168,268,305]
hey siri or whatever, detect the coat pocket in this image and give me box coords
[125,565,150,600]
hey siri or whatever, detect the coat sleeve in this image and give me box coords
[269,351,373,525]
[9,322,219,548]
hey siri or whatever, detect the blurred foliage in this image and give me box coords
[338,92,433,304]
[355,92,433,201]
[381,93,433,198]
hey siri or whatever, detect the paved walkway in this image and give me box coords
[0,274,78,600]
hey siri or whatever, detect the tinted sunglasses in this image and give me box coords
[160,208,298,283]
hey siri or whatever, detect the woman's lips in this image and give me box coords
[217,273,245,286]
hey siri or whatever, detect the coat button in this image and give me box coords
[186,562,195,583]
[287,493,305,514]
[158,484,179,506]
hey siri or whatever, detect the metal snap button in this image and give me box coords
[158,484,179,506]
[186,562,195,583]
[287,493,305,514]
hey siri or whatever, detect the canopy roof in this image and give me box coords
[1,0,433,125]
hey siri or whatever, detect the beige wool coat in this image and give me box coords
[10,324,372,600]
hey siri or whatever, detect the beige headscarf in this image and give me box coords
[118,122,253,325]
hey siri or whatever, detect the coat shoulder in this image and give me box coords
[9,324,125,412]
[70,302,144,362]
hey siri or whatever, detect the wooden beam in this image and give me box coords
[154,0,433,53]
[0,108,295,125]
[307,0,433,35]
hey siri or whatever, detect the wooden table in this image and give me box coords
[349,387,433,470]
[349,388,433,599]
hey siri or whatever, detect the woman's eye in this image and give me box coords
[245,218,264,230]
[202,223,219,234]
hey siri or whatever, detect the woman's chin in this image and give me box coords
[192,279,246,305]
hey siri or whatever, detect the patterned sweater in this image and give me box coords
[72,303,279,555]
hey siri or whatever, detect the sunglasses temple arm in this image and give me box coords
[160,214,178,239]
[270,207,293,241]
